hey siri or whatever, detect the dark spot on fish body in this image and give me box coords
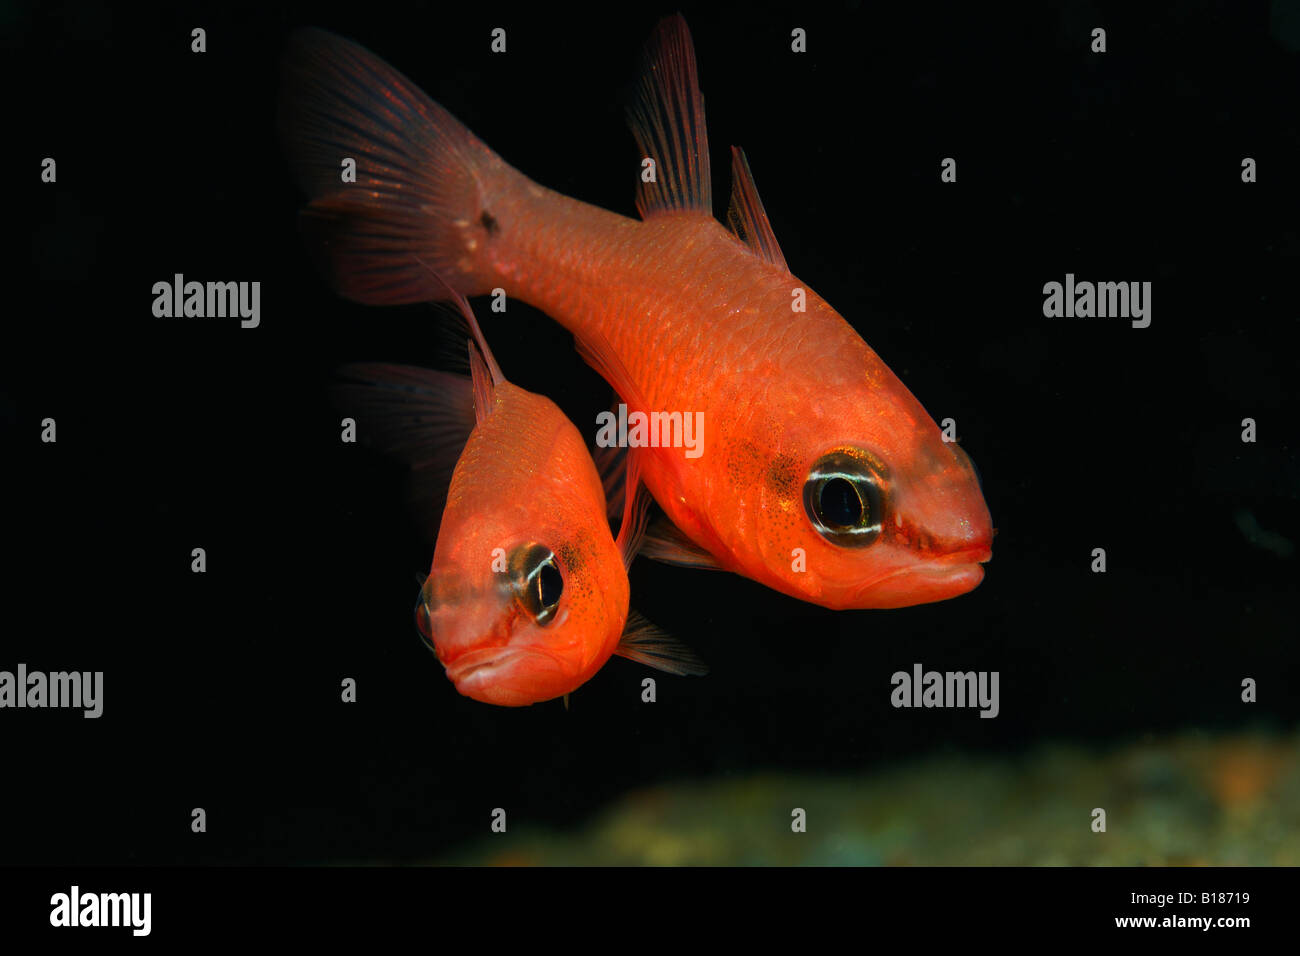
[480,211,500,237]
[726,438,802,544]
[725,438,768,489]
[554,537,586,578]
[766,453,801,498]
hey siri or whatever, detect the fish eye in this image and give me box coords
[803,450,884,547]
[509,542,564,625]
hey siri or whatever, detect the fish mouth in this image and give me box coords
[442,646,570,706]
[853,546,992,609]
[444,647,515,684]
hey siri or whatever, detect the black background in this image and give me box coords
[6,0,1298,865]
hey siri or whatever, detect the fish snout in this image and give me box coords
[909,442,993,562]
[415,570,511,663]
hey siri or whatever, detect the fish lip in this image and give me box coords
[443,645,574,706]
[933,544,993,567]
[444,648,513,684]
[852,546,991,603]
[873,546,992,584]
[443,646,565,685]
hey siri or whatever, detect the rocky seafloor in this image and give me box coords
[441,729,1300,865]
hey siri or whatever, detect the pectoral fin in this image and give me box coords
[615,610,709,676]
[638,513,725,571]
[614,449,653,571]
[592,395,628,526]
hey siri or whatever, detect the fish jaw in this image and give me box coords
[845,545,991,610]
[443,646,579,706]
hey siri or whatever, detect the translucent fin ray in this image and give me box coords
[279,28,501,303]
[627,14,712,218]
[725,147,788,270]
[638,512,725,571]
[615,610,709,676]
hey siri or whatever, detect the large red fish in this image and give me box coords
[338,291,705,706]
[282,16,993,611]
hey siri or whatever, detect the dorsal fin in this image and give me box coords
[466,343,494,425]
[331,363,476,540]
[627,14,712,219]
[428,300,474,375]
[726,147,788,270]
[412,255,504,424]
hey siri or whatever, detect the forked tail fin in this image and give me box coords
[279,28,520,303]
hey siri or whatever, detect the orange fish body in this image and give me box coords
[282,17,993,612]
[423,376,629,705]
[339,296,704,707]
[469,206,990,609]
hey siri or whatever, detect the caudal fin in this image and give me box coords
[279,28,515,303]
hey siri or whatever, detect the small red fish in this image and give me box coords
[282,17,993,611]
[338,292,705,706]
